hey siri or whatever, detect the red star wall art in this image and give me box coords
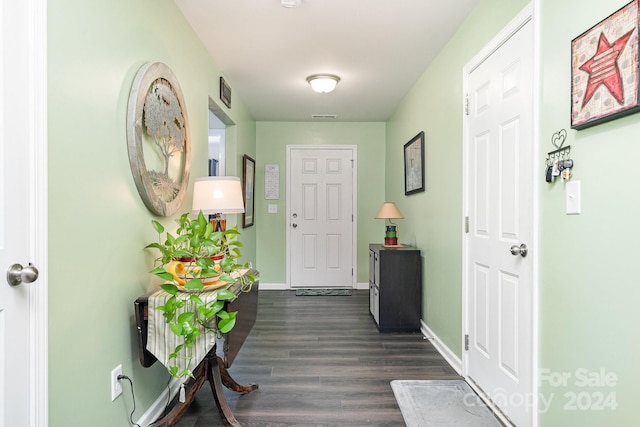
[571,0,640,129]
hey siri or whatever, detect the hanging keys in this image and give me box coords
[545,164,554,183]
[558,159,573,182]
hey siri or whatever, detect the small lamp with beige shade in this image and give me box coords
[375,202,404,247]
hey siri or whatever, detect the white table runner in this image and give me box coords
[146,287,224,374]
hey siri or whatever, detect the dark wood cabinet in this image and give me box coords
[369,244,422,332]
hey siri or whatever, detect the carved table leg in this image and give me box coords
[149,361,208,426]
[151,354,259,426]
[217,357,259,394]
[208,357,241,426]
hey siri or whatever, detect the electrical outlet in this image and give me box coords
[111,364,123,401]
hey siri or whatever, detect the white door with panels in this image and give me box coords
[1,0,47,426]
[287,146,355,288]
[464,12,534,427]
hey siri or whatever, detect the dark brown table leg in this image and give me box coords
[217,356,259,394]
[149,360,208,426]
[150,354,258,426]
[208,356,241,426]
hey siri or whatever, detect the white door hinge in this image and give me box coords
[465,94,470,116]
[465,334,470,351]
[465,216,469,234]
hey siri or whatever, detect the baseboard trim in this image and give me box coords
[420,319,463,375]
[136,377,184,427]
[258,283,369,291]
[258,282,288,290]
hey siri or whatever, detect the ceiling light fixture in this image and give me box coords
[281,0,301,8]
[306,74,340,94]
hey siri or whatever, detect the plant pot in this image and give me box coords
[167,254,224,286]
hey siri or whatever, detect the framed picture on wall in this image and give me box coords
[404,131,425,195]
[242,155,255,228]
[571,0,640,129]
[220,76,231,108]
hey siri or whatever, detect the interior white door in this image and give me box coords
[465,18,534,427]
[1,0,46,425]
[288,147,354,288]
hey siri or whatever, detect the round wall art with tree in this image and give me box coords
[127,62,191,216]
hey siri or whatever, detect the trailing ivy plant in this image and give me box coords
[155,283,236,378]
[146,210,257,378]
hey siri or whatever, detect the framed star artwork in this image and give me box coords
[571,0,640,130]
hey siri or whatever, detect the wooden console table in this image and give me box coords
[134,272,259,426]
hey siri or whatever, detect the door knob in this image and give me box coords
[6,263,39,286]
[509,244,528,258]
[292,223,298,228]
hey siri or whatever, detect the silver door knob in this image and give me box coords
[510,244,528,258]
[7,263,39,287]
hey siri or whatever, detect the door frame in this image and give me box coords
[9,0,49,424]
[285,145,357,290]
[461,3,539,426]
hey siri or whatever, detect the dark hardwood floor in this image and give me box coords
[173,290,460,427]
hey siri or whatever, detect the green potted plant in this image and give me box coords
[145,210,257,378]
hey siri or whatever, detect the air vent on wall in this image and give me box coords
[311,114,337,119]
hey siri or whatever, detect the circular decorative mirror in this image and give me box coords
[127,62,191,216]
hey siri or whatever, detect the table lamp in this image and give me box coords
[192,176,245,231]
[375,202,404,247]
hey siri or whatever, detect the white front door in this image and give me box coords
[1,0,48,425]
[287,146,355,288]
[464,12,534,427]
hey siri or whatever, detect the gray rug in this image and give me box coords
[295,288,351,296]
[391,380,502,427]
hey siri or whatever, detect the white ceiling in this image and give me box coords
[175,0,479,122]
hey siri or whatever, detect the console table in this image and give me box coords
[369,244,421,332]
[134,271,259,426]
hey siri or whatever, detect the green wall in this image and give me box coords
[255,122,385,285]
[538,0,640,425]
[386,0,640,424]
[47,0,640,425]
[386,0,529,356]
[48,0,255,425]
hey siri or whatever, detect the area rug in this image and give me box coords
[295,288,351,296]
[391,380,502,427]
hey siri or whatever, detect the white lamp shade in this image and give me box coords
[192,176,245,214]
[306,74,340,93]
[375,202,403,219]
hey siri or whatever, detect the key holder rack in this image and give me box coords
[545,145,571,168]
[545,129,574,183]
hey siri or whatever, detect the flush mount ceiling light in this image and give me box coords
[281,0,301,8]
[306,74,341,94]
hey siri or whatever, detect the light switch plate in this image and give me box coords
[268,204,277,214]
[566,180,581,215]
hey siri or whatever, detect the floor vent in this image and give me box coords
[311,114,337,119]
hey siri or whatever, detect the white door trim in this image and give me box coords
[285,145,357,290]
[461,3,539,427]
[29,0,48,425]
